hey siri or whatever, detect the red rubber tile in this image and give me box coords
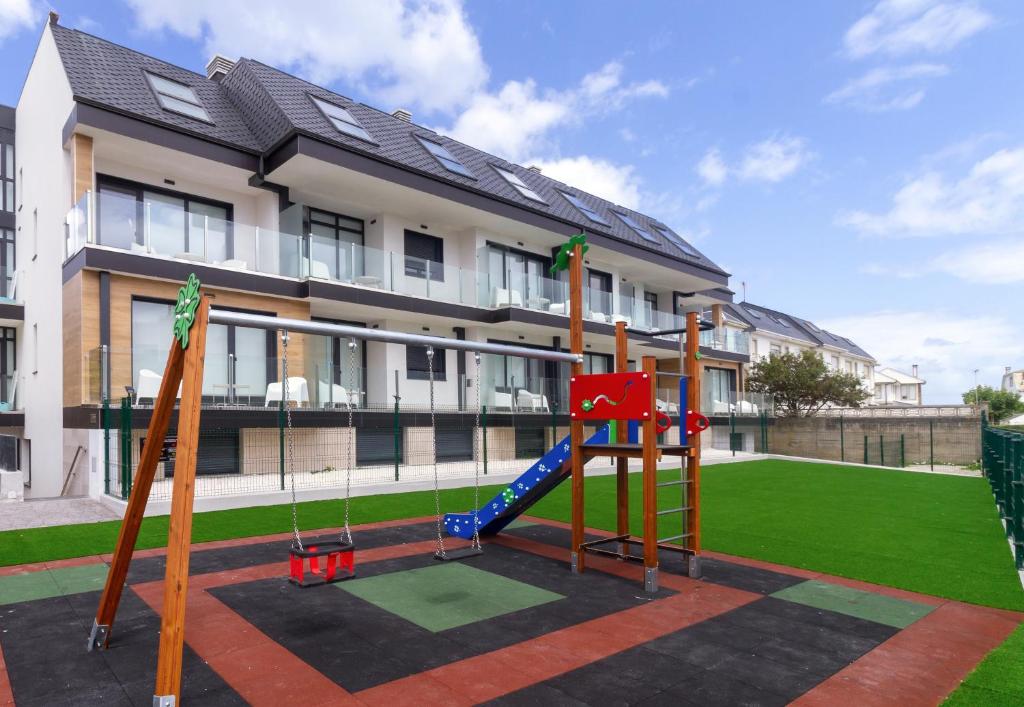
[0,639,13,706]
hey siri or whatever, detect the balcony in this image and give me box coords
[699,327,751,356]
[701,390,774,417]
[65,192,691,337]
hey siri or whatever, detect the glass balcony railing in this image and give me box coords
[65,191,693,331]
[701,390,774,417]
[699,327,751,355]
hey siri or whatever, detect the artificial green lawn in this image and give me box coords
[942,624,1024,706]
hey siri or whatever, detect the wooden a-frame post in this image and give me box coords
[614,321,629,559]
[684,311,703,577]
[641,355,659,592]
[568,238,585,574]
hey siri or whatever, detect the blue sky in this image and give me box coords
[1,0,1021,403]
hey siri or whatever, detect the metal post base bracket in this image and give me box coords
[86,620,109,652]
[153,695,176,707]
[688,555,703,579]
[644,566,659,593]
[570,551,580,574]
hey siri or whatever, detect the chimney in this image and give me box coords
[911,364,919,378]
[48,10,59,25]
[527,165,542,173]
[205,55,236,82]
[392,108,412,122]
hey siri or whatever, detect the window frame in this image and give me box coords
[492,165,546,203]
[654,225,700,257]
[407,343,447,381]
[143,71,213,124]
[404,230,445,282]
[415,136,475,179]
[559,191,608,225]
[0,143,13,213]
[310,95,375,143]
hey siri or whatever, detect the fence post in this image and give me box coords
[863,435,868,465]
[879,434,885,467]
[102,397,111,496]
[1014,437,1023,569]
[900,433,905,468]
[929,419,934,471]
[482,404,489,476]
[393,397,401,482]
[278,400,285,491]
[730,410,736,457]
[839,415,845,462]
[119,397,132,500]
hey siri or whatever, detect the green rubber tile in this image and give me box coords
[504,519,537,529]
[0,563,108,606]
[771,579,934,629]
[338,562,564,632]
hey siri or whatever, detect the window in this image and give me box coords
[0,327,14,403]
[587,268,612,317]
[0,229,14,299]
[309,318,366,407]
[643,291,658,313]
[613,212,658,243]
[307,208,364,281]
[407,344,446,381]
[583,353,612,375]
[493,165,545,203]
[804,320,822,332]
[831,355,840,369]
[144,72,211,122]
[655,226,699,256]
[743,306,762,320]
[705,367,737,406]
[772,315,790,328]
[559,191,608,225]
[900,384,916,400]
[769,343,782,356]
[310,96,373,142]
[0,143,13,213]
[404,230,444,282]
[96,176,231,261]
[131,299,274,401]
[31,323,37,374]
[486,244,551,306]
[416,136,474,178]
[483,343,548,407]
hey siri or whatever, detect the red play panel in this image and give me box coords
[570,372,653,421]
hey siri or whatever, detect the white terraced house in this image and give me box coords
[4,14,752,501]
[873,366,926,406]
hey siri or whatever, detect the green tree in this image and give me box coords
[962,385,1024,424]
[748,350,871,417]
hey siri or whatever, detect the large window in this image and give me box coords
[404,230,444,282]
[307,208,364,281]
[587,268,612,317]
[97,176,232,262]
[0,229,13,299]
[0,327,14,405]
[0,143,12,213]
[705,367,737,405]
[131,299,273,402]
[308,318,366,407]
[407,344,446,381]
[486,244,550,307]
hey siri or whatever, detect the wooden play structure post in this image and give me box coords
[684,311,702,575]
[640,355,659,591]
[614,321,629,557]
[569,238,585,574]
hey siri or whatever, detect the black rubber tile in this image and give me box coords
[650,669,791,707]
[642,629,749,670]
[544,646,705,706]
[486,683,591,706]
[211,542,673,692]
[753,595,900,642]
[696,558,806,595]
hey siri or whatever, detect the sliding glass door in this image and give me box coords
[486,244,550,307]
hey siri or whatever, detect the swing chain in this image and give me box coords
[343,338,356,545]
[428,346,446,559]
[282,330,302,551]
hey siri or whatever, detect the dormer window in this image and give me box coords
[311,96,373,142]
[144,72,211,122]
[416,137,475,178]
[613,212,658,243]
[560,191,608,225]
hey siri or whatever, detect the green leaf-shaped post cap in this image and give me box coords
[549,233,589,275]
[172,273,202,350]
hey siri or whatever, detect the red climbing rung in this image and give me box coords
[288,541,355,587]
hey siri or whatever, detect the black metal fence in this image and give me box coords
[982,418,1024,571]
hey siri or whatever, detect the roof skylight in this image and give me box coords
[655,226,700,256]
[311,96,373,142]
[145,72,211,122]
[416,136,475,178]
[493,165,545,203]
[560,191,608,225]
[613,212,658,243]
[743,307,762,319]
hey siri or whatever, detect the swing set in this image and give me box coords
[85,274,582,706]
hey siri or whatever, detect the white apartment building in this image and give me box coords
[873,366,926,406]
[8,15,747,499]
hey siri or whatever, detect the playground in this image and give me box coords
[1,248,1022,706]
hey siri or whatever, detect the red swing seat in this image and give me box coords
[288,541,355,587]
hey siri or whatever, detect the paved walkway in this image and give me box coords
[0,497,118,532]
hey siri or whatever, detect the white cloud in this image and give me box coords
[0,0,36,42]
[525,156,641,210]
[929,239,1024,284]
[838,146,1024,237]
[125,0,488,115]
[696,148,728,187]
[819,310,1022,403]
[825,63,949,112]
[738,136,812,183]
[844,0,993,59]
[443,61,668,162]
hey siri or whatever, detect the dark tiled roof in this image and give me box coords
[48,23,727,278]
[726,302,874,359]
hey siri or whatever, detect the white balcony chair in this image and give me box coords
[135,369,182,403]
[309,259,332,279]
[589,311,610,323]
[710,399,731,415]
[516,390,551,412]
[548,301,570,315]
[265,377,309,408]
[492,288,524,307]
[318,381,350,408]
[218,258,248,270]
[656,399,679,414]
[611,314,632,327]
[493,391,513,410]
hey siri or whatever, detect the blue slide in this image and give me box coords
[444,424,613,539]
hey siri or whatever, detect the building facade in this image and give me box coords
[873,366,926,406]
[14,16,746,499]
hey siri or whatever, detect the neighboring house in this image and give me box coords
[873,366,926,406]
[1001,367,1024,396]
[724,302,877,404]
[12,15,741,498]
